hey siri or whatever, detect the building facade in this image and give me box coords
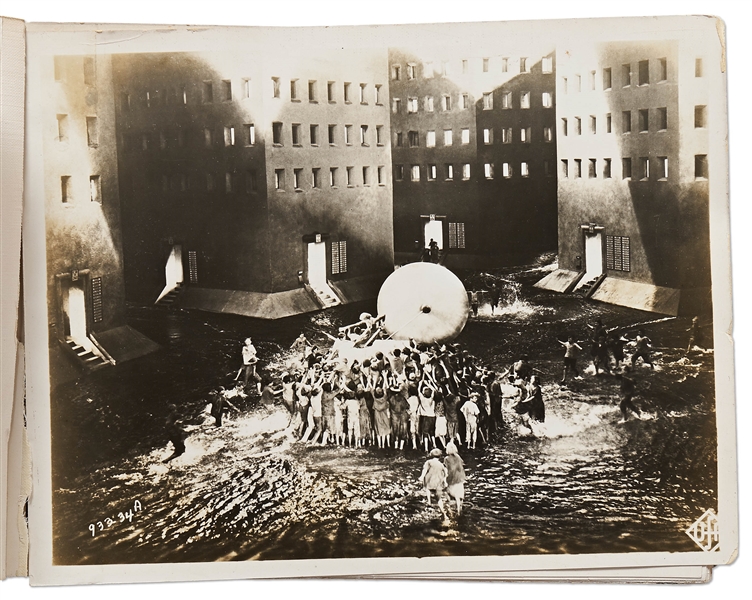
[112,48,394,318]
[40,54,158,381]
[537,40,713,316]
[389,46,558,268]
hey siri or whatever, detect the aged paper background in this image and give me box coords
[2,0,749,597]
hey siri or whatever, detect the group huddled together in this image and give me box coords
[271,326,547,454]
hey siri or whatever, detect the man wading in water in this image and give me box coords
[615,372,642,422]
[162,406,187,464]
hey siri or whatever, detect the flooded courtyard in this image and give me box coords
[50,270,717,564]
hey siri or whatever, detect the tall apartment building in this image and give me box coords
[112,48,394,319]
[536,40,715,316]
[389,47,558,268]
[34,54,158,381]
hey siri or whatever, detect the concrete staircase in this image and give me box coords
[155,282,184,309]
[308,280,342,308]
[574,274,606,298]
[64,338,110,371]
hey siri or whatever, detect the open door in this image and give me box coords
[65,281,88,346]
[156,244,184,303]
[306,240,340,307]
[575,230,604,290]
[423,219,444,250]
[307,241,327,288]
[166,245,184,290]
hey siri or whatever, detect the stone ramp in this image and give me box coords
[534,269,582,293]
[179,287,321,320]
[590,278,681,316]
[95,325,160,363]
[330,273,389,304]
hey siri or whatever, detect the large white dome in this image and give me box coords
[377,263,469,343]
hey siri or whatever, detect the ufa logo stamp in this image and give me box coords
[686,509,720,552]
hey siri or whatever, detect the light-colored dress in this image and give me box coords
[420,458,447,491]
[373,395,391,436]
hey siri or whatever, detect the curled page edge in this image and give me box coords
[0,14,27,581]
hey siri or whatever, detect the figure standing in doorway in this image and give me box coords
[428,238,440,263]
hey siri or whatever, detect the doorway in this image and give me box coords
[307,241,327,287]
[423,219,444,250]
[575,231,604,290]
[156,244,185,303]
[165,245,184,290]
[65,281,88,345]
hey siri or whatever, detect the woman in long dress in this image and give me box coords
[372,387,391,448]
[357,387,373,447]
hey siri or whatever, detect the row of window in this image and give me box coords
[562,57,704,93]
[130,165,390,195]
[60,175,102,204]
[560,154,709,180]
[120,122,388,151]
[395,125,554,148]
[272,122,385,147]
[120,78,385,110]
[395,161,553,182]
[392,90,552,114]
[116,106,707,153]
[560,106,707,136]
[156,171,260,194]
[391,55,553,80]
[275,165,388,190]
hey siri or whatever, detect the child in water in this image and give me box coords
[444,441,467,515]
[418,448,447,517]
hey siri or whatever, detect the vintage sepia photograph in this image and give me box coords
[18,11,736,585]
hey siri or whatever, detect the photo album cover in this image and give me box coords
[0,10,739,586]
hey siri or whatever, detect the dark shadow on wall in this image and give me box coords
[601,41,711,311]
[389,49,480,262]
[475,53,558,265]
[112,53,271,304]
[388,48,557,268]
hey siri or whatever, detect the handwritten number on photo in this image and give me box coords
[89,500,142,536]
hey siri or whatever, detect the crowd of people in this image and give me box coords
[273,330,537,452]
[208,313,691,450]
[159,304,708,527]
[557,315,709,421]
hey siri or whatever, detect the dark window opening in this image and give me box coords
[203,81,213,103]
[695,105,707,128]
[89,175,101,203]
[695,154,708,179]
[273,122,283,145]
[638,60,650,85]
[61,176,71,203]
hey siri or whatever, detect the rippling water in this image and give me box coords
[51,292,717,564]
